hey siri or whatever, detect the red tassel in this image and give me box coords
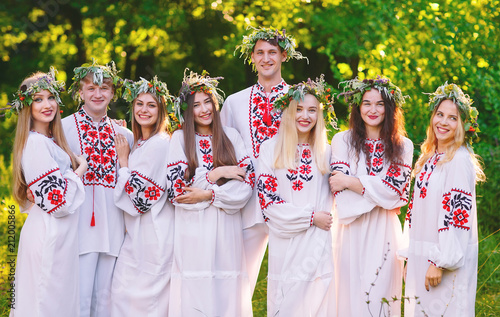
[263,108,272,127]
[90,211,95,227]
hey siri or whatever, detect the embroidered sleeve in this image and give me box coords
[428,149,476,270]
[210,129,254,213]
[358,138,414,210]
[330,132,376,224]
[166,160,191,203]
[256,140,315,238]
[123,171,165,214]
[23,135,85,217]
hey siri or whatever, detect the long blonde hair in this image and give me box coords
[12,72,78,205]
[273,95,329,174]
[414,99,485,182]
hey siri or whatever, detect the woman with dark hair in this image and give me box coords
[401,83,484,316]
[8,68,87,316]
[111,77,174,316]
[166,69,254,316]
[329,77,413,316]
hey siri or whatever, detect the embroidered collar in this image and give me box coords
[256,79,287,94]
[79,107,110,125]
[195,132,212,137]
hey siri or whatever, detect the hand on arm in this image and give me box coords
[424,264,443,291]
[329,171,364,195]
[208,165,246,183]
[174,187,212,204]
[74,155,88,178]
[313,211,333,231]
[115,134,130,168]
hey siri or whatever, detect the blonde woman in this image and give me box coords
[257,76,337,316]
[9,68,87,316]
[401,83,485,316]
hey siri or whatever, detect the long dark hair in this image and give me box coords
[183,90,237,185]
[349,88,406,164]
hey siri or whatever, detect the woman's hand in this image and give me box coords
[312,211,333,231]
[74,155,88,178]
[115,134,130,168]
[112,119,127,128]
[329,171,364,195]
[174,187,212,204]
[424,264,443,291]
[208,166,246,183]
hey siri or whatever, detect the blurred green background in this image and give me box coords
[1,0,498,315]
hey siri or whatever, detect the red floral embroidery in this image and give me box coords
[387,165,401,178]
[366,143,374,153]
[265,178,278,192]
[73,109,118,188]
[249,81,286,158]
[175,179,185,193]
[375,143,384,152]
[203,154,213,163]
[420,187,427,198]
[453,209,469,226]
[302,149,311,158]
[48,189,63,205]
[199,139,210,149]
[442,195,451,211]
[299,164,312,174]
[145,186,160,200]
[125,184,134,194]
[373,157,383,167]
[292,180,303,191]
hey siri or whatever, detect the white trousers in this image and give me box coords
[79,252,117,317]
[243,223,269,295]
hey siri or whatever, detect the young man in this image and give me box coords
[221,27,307,294]
[63,60,133,317]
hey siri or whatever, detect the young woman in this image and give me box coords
[166,69,254,316]
[110,77,174,316]
[9,68,87,316]
[401,83,484,316]
[330,77,413,316]
[257,77,337,316]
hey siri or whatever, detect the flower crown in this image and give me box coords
[1,67,65,118]
[235,26,307,68]
[425,82,479,145]
[122,76,174,105]
[273,75,338,129]
[171,69,224,124]
[68,58,123,103]
[338,76,408,108]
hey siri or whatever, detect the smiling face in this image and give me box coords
[360,88,386,136]
[192,91,214,134]
[432,99,460,151]
[79,75,114,120]
[251,39,287,83]
[295,94,319,143]
[133,93,159,135]
[31,89,58,135]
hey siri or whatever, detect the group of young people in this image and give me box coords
[6,26,483,317]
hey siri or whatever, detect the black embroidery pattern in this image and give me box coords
[238,156,256,188]
[125,171,165,214]
[166,160,190,202]
[382,161,412,202]
[440,188,472,232]
[197,136,213,170]
[74,109,118,188]
[29,168,68,214]
[249,82,286,158]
